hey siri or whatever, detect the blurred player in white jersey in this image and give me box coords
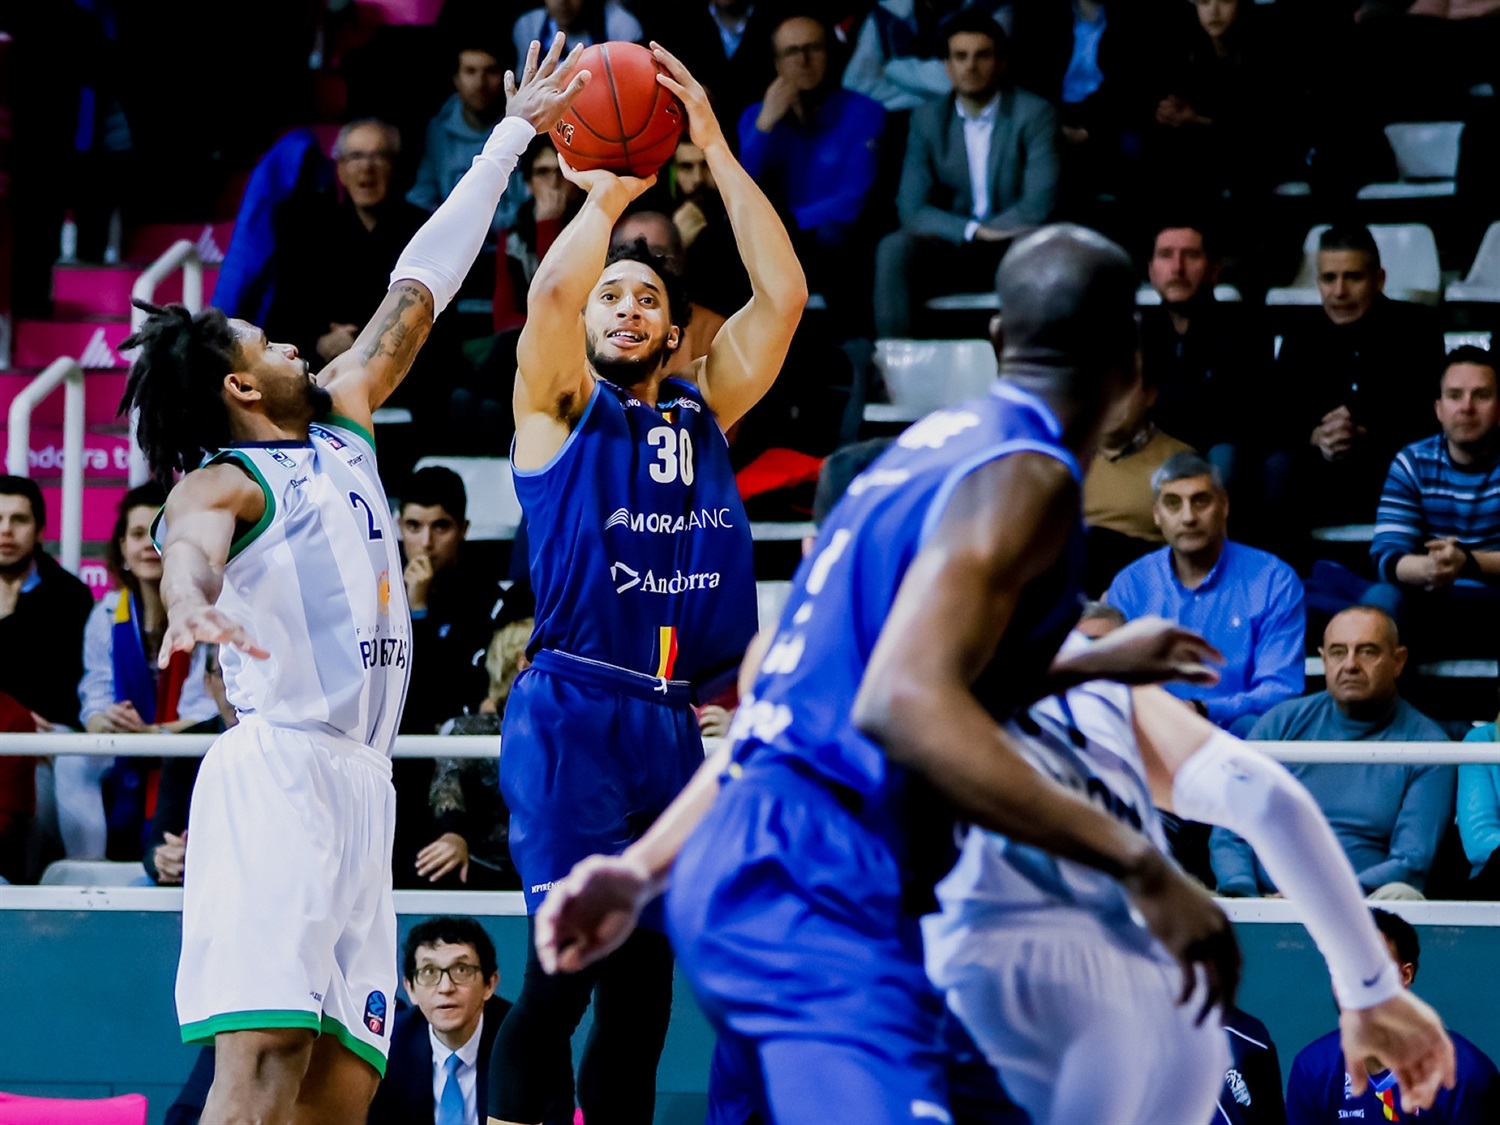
[924,604,1457,1125]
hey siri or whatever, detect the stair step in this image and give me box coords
[2,426,130,480]
[53,263,222,319]
[14,319,133,369]
[124,222,233,266]
[0,371,128,426]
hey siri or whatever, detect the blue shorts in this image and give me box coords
[667,760,951,1125]
[500,648,703,927]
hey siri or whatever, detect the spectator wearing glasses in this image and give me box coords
[369,916,515,1125]
[265,118,427,370]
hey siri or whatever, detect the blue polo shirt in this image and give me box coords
[1105,540,1305,735]
[1288,1026,1500,1124]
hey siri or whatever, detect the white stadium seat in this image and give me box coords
[1357,122,1463,200]
[874,338,998,417]
[1446,222,1500,303]
[1267,223,1442,307]
[410,456,523,541]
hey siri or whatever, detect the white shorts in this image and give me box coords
[925,908,1229,1125]
[175,718,397,1075]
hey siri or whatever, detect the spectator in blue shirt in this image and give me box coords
[1287,908,1500,1125]
[1370,346,1500,661]
[1457,716,1500,899]
[1105,451,1304,736]
[1211,607,1455,899]
[738,12,885,336]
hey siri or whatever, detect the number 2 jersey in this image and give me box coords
[153,418,411,755]
[514,376,757,687]
[729,381,1088,902]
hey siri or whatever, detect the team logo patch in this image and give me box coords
[378,570,391,614]
[364,990,387,1035]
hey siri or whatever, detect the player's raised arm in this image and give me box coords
[850,452,1239,1021]
[156,464,272,664]
[320,33,589,430]
[1130,686,1457,1110]
[651,43,807,431]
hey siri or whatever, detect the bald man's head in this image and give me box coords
[992,224,1138,385]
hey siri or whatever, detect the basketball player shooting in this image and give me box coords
[487,41,807,1125]
[117,36,586,1125]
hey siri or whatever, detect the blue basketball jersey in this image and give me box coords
[728,382,1087,873]
[513,377,757,686]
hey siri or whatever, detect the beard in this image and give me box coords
[585,330,671,389]
[306,381,334,421]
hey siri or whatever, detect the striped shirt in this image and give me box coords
[1371,434,1500,585]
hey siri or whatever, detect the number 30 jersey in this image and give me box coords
[154,418,411,756]
[515,377,757,687]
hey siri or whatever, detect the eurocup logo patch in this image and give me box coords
[364,990,387,1035]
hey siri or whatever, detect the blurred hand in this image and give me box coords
[154,831,187,885]
[160,607,268,667]
[404,554,434,611]
[696,704,732,739]
[1125,851,1241,1025]
[1341,991,1456,1111]
[29,711,56,733]
[1312,406,1364,461]
[317,322,358,362]
[536,852,656,974]
[98,701,149,733]
[1061,124,1090,145]
[673,200,708,247]
[533,173,571,222]
[652,42,726,152]
[415,832,470,883]
[1424,538,1467,590]
[1053,615,1224,687]
[504,34,590,135]
[755,76,800,132]
[974,223,1030,244]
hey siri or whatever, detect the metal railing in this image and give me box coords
[0,733,1495,766]
[5,357,84,573]
[128,239,202,486]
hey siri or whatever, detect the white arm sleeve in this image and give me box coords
[389,115,535,317]
[1171,730,1403,1011]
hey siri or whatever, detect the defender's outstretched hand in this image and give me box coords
[1125,851,1241,1025]
[505,33,591,135]
[159,606,267,667]
[651,42,726,152]
[1341,991,1456,1112]
[535,853,660,975]
[1054,614,1224,688]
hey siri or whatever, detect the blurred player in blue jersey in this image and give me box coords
[530,224,1245,1124]
[122,36,588,1125]
[486,43,807,1125]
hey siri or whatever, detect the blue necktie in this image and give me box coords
[437,1052,465,1125]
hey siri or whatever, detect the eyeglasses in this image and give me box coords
[412,962,484,988]
[776,42,827,61]
[337,150,395,166]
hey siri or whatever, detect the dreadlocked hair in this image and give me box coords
[118,299,241,487]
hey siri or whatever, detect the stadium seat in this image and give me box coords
[37,860,146,887]
[874,339,998,417]
[1445,221,1500,303]
[1357,122,1463,200]
[409,456,522,541]
[1445,330,1493,351]
[1266,223,1442,307]
[757,580,793,630]
[0,1093,147,1125]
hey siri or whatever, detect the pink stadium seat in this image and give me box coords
[0,1092,147,1124]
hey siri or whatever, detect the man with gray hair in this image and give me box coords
[1105,451,1304,736]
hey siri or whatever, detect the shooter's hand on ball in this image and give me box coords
[650,42,726,152]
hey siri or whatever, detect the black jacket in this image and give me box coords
[0,549,93,728]
[368,994,513,1125]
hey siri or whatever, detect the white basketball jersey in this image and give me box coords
[930,672,1173,961]
[157,419,411,755]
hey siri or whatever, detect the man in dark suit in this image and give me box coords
[873,9,1059,335]
[369,916,512,1125]
[647,0,783,141]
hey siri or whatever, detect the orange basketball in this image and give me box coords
[553,42,685,178]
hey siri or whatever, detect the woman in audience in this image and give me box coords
[1458,705,1500,899]
[412,614,536,890]
[65,484,219,861]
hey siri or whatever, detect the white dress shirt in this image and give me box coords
[430,1014,484,1125]
[957,94,1000,242]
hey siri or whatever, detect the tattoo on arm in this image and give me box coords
[359,284,433,368]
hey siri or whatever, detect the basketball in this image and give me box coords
[552,42,685,178]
